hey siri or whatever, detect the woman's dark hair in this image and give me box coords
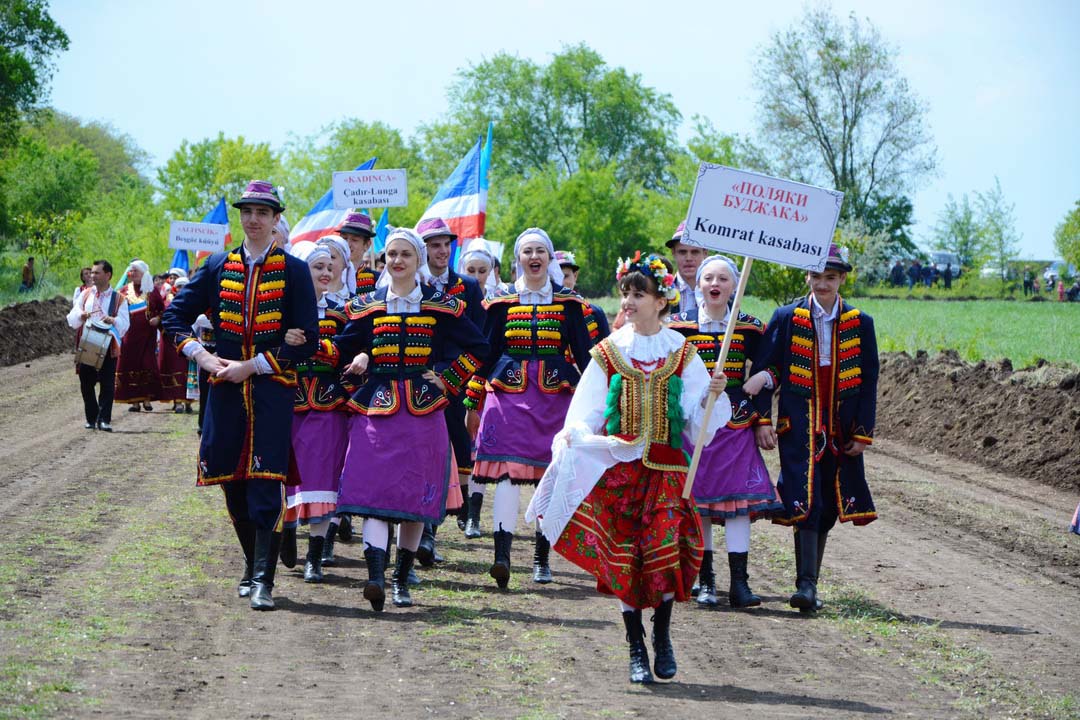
[617,257,675,317]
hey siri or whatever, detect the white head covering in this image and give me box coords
[457,238,499,292]
[292,240,332,266]
[317,234,356,296]
[514,228,562,287]
[166,267,188,279]
[124,260,154,294]
[696,254,740,289]
[377,227,427,289]
[173,276,190,289]
[273,217,291,246]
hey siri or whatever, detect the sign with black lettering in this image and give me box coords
[168,220,228,253]
[683,164,843,271]
[332,169,408,209]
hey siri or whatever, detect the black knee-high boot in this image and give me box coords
[392,547,416,607]
[532,531,552,583]
[279,526,297,569]
[651,599,677,679]
[322,521,337,566]
[621,610,653,684]
[728,552,761,608]
[417,523,439,567]
[250,529,281,611]
[464,492,484,539]
[490,530,513,589]
[304,535,325,583]
[695,550,718,606]
[790,529,820,612]
[233,520,256,598]
[363,544,388,612]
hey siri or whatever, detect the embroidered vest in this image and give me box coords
[591,339,696,472]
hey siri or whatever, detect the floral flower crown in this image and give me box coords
[615,251,680,303]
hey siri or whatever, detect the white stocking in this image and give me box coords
[467,478,486,496]
[725,515,751,553]
[361,518,389,551]
[396,521,424,552]
[308,519,330,539]
[491,480,520,534]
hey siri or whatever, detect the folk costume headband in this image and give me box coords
[377,227,428,289]
[616,251,679,303]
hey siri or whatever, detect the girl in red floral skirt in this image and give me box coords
[527,253,729,683]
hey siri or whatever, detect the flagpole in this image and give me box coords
[682,256,754,500]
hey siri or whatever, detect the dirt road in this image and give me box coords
[1,353,1078,719]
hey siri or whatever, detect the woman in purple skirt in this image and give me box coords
[669,254,784,608]
[281,242,351,584]
[332,228,488,611]
[464,228,593,589]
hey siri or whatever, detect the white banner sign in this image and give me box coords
[332,169,408,209]
[168,220,228,253]
[683,163,844,271]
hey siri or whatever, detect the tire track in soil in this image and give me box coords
[3,353,1080,718]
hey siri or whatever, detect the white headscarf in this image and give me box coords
[292,240,332,266]
[514,228,562,287]
[457,239,499,293]
[273,217,291,247]
[317,234,356,296]
[376,228,427,289]
[124,260,154,294]
[696,254,741,309]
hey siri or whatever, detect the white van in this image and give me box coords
[930,251,961,278]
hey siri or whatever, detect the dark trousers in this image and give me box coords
[796,451,840,533]
[79,354,117,424]
[222,481,286,531]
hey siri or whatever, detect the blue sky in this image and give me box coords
[49,0,1080,259]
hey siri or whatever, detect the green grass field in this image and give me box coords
[592,295,1080,367]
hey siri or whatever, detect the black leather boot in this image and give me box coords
[814,530,829,611]
[695,550,718,607]
[337,514,353,542]
[392,547,416,607]
[233,520,256,598]
[728,552,762,608]
[304,535,325,583]
[464,492,484,539]
[416,523,438,567]
[456,497,468,532]
[250,529,281,611]
[362,545,388,612]
[789,529,820,613]
[321,522,337,566]
[490,530,513,589]
[280,526,297,569]
[651,599,677,679]
[621,610,653,684]
[532,531,553,584]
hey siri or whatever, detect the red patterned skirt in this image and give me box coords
[553,461,703,609]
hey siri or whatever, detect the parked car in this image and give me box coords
[929,251,962,278]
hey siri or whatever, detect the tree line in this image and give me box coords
[3,1,1073,302]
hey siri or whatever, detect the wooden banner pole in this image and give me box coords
[681,256,754,500]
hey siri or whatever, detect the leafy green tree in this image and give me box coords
[862,193,916,256]
[446,43,680,190]
[157,133,279,235]
[70,177,170,277]
[283,119,433,226]
[30,109,150,191]
[932,193,985,271]
[1054,200,1080,269]
[977,178,1020,291]
[1,133,99,218]
[0,0,69,147]
[15,207,79,285]
[754,7,935,222]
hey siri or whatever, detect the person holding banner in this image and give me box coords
[115,260,164,411]
[466,228,594,590]
[330,227,488,611]
[68,259,131,431]
[525,252,729,684]
[743,244,879,614]
[668,255,784,608]
[416,217,486,557]
[339,212,379,295]
[163,180,319,611]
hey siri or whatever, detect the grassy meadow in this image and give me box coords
[592,295,1080,368]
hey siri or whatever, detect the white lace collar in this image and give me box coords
[607,323,686,362]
